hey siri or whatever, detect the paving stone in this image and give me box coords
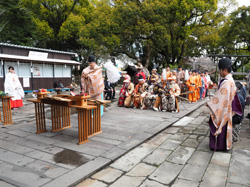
[200,164,228,187]
[172,178,199,187]
[139,179,167,187]
[143,148,172,166]
[145,121,172,134]
[188,150,213,168]
[189,116,207,124]
[197,137,211,152]
[165,117,180,123]
[56,141,107,157]
[169,133,189,142]
[0,181,16,187]
[181,138,199,148]
[43,157,111,187]
[149,162,183,185]
[25,150,76,170]
[193,129,208,136]
[178,164,206,182]
[84,140,116,151]
[0,139,34,154]
[77,179,107,187]
[146,133,172,146]
[167,146,195,165]
[178,127,195,134]
[90,136,123,145]
[110,175,145,187]
[0,162,51,187]
[24,160,70,179]
[172,117,194,127]
[228,149,250,186]
[111,144,156,172]
[162,127,180,134]
[159,139,181,151]
[101,147,127,161]
[117,138,143,150]
[0,148,34,167]
[126,163,156,177]
[226,182,248,187]
[25,134,60,144]
[6,130,33,137]
[211,152,231,167]
[92,167,123,183]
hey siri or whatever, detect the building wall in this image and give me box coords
[0,77,72,92]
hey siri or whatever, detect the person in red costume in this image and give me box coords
[133,63,146,85]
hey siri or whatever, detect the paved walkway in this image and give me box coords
[77,105,250,187]
[0,91,208,187]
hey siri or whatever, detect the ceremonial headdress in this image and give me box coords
[218,58,232,69]
[88,55,96,63]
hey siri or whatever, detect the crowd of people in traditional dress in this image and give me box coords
[117,63,215,113]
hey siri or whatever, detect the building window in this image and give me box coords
[43,63,53,77]
[18,62,31,77]
[54,64,63,77]
[63,65,71,77]
[33,63,43,77]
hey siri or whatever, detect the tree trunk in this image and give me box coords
[144,44,151,68]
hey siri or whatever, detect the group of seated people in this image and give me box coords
[118,64,182,112]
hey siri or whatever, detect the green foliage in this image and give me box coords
[0,0,35,45]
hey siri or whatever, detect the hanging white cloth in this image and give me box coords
[104,61,121,83]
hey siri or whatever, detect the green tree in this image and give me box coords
[0,0,35,45]
[22,0,93,51]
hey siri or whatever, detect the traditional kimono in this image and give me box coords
[133,82,147,108]
[197,75,202,100]
[207,74,242,150]
[162,83,180,112]
[4,72,24,108]
[118,82,129,107]
[186,75,198,102]
[124,82,134,107]
[142,84,156,109]
[81,65,104,100]
[201,76,208,98]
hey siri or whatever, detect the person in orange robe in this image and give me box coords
[196,71,202,101]
[186,70,198,103]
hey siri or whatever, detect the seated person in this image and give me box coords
[58,80,64,88]
[104,79,115,100]
[110,83,116,99]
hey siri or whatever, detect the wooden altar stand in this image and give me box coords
[28,94,110,145]
[0,96,13,125]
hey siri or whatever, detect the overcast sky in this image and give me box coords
[237,0,250,7]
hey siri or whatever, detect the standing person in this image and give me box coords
[201,72,208,99]
[4,66,24,109]
[195,71,202,101]
[205,70,211,97]
[206,58,242,151]
[186,70,198,103]
[81,55,104,100]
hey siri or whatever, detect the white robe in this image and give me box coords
[4,72,24,100]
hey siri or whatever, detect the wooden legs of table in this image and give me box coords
[92,105,101,135]
[77,109,89,145]
[51,105,71,132]
[2,98,12,125]
[34,103,46,133]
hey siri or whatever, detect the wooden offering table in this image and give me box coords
[0,96,13,125]
[28,94,110,145]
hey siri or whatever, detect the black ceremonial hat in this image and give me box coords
[218,58,232,69]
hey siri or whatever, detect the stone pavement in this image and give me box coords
[78,105,250,187]
[0,90,209,187]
